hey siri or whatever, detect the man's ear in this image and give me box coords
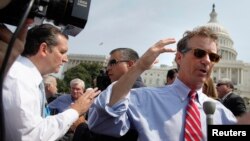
[127,60,135,67]
[39,42,48,56]
[175,52,182,64]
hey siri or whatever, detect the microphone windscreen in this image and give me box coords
[203,101,216,115]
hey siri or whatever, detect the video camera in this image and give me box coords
[0,0,91,36]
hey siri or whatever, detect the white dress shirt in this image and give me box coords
[3,56,79,141]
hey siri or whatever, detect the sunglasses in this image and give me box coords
[216,83,226,87]
[181,48,221,63]
[108,59,130,66]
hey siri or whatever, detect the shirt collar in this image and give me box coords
[221,92,232,101]
[18,56,43,86]
[172,78,205,105]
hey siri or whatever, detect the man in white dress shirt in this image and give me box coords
[2,24,100,141]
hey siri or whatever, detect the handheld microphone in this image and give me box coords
[203,101,216,125]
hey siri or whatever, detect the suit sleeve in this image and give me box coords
[230,95,247,116]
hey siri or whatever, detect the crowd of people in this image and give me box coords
[1,10,250,141]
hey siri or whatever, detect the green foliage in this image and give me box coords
[57,78,68,93]
[57,62,103,93]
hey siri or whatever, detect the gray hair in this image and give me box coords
[70,78,85,89]
[217,78,234,89]
[43,75,57,85]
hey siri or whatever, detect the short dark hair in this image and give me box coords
[21,24,68,57]
[110,48,139,61]
[167,68,178,80]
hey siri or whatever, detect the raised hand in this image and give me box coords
[136,38,176,71]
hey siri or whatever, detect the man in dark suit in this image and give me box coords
[216,78,247,117]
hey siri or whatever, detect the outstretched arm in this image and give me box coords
[109,38,176,106]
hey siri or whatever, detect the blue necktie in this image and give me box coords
[39,82,50,117]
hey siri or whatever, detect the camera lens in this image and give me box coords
[0,0,91,36]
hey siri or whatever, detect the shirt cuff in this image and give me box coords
[62,109,79,123]
[104,82,130,117]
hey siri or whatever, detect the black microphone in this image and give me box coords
[203,101,216,125]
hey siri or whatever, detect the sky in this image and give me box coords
[5,0,248,68]
[66,0,250,67]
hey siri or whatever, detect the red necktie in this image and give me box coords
[184,91,203,141]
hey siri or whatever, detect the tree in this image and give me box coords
[57,78,68,93]
[58,62,103,92]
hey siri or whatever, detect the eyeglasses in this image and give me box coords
[181,48,221,63]
[216,83,226,87]
[107,59,130,66]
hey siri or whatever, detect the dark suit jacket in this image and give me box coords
[222,92,246,117]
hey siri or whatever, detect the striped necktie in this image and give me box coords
[184,90,203,141]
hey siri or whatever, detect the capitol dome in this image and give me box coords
[204,4,229,36]
[202,4,237,61]
[205,23,229,37]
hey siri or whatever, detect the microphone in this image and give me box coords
[203,101,216,125]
